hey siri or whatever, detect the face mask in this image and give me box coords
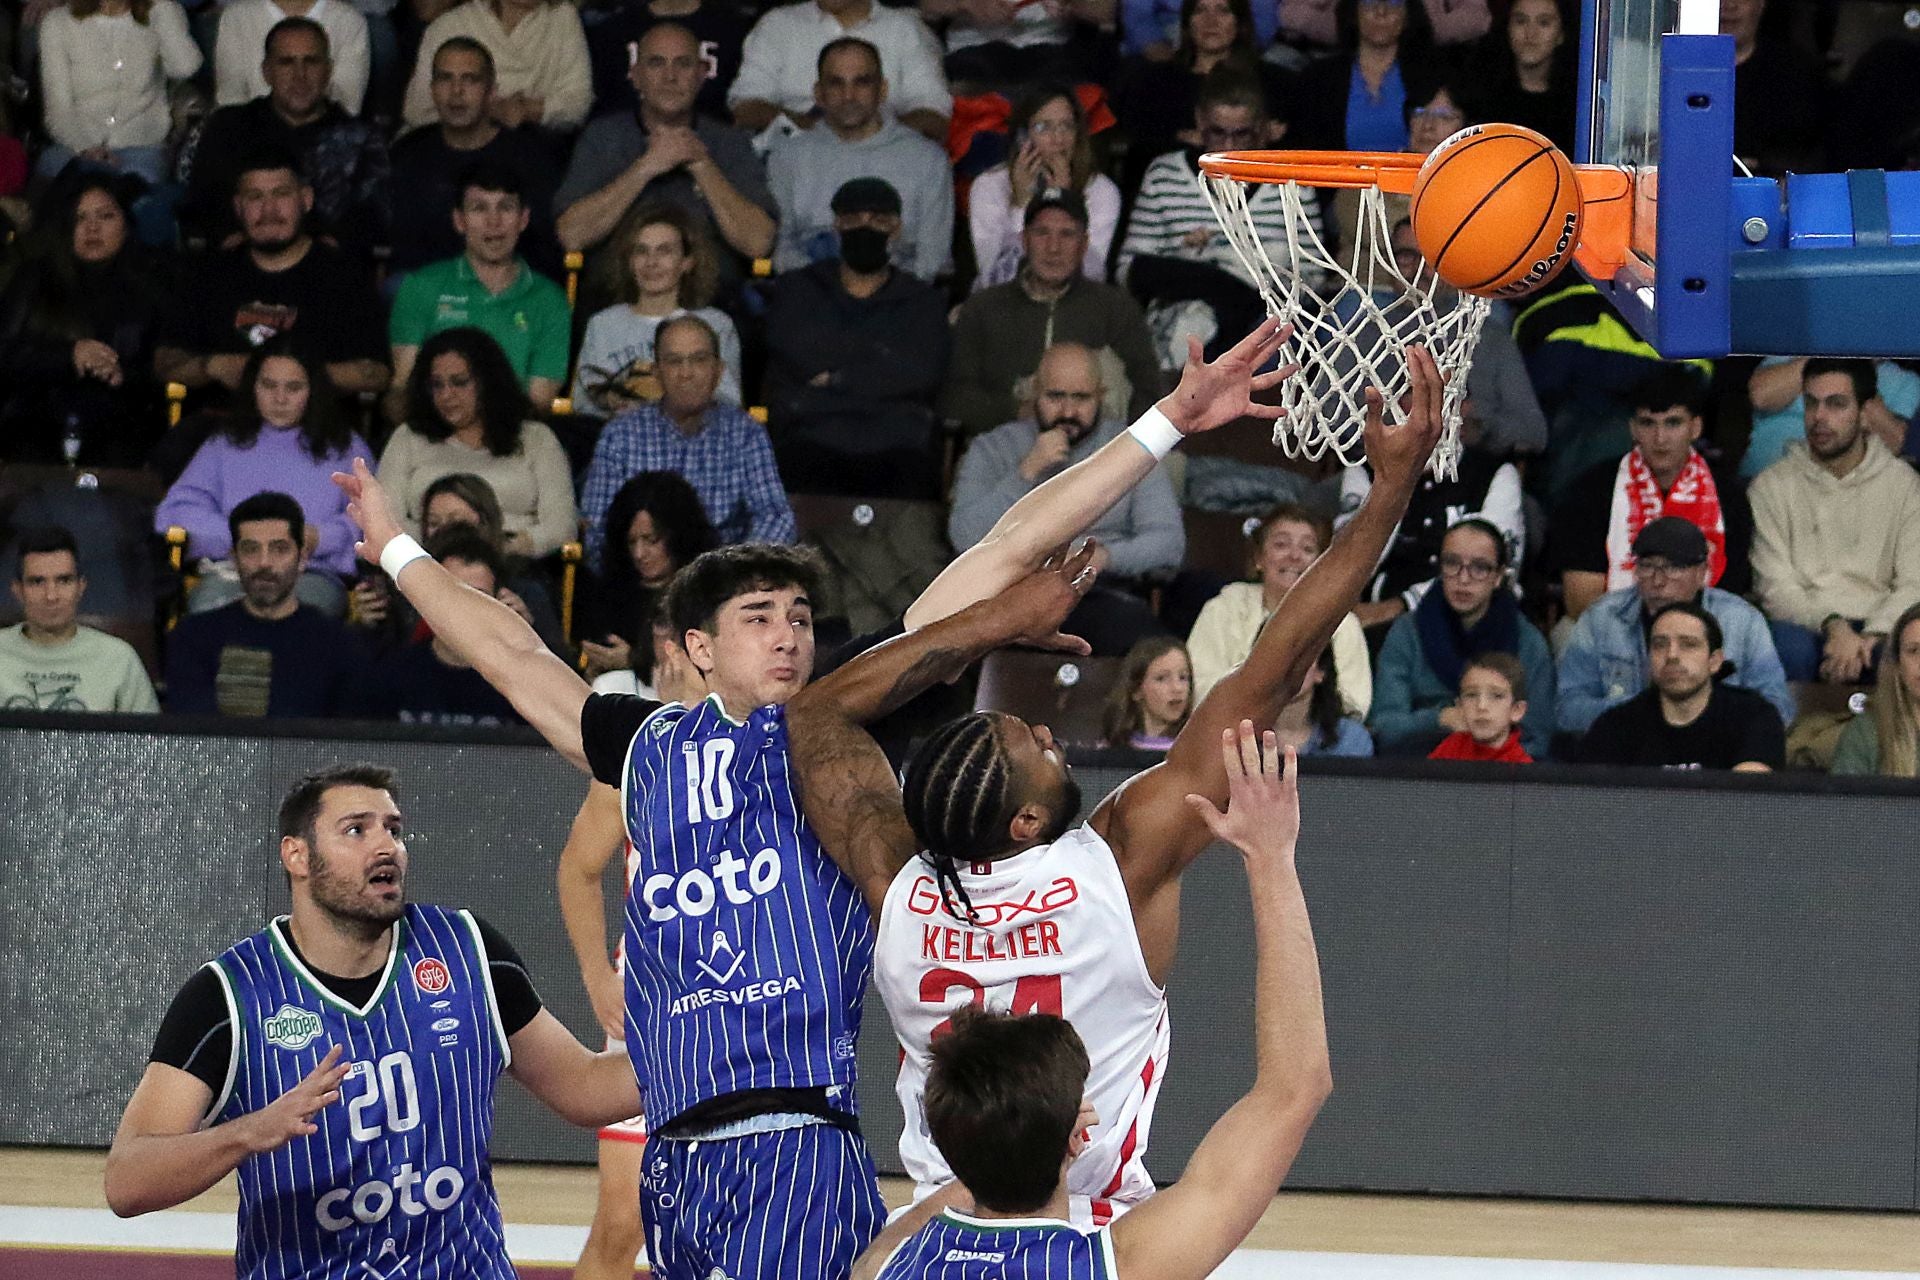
[838,225,891,274]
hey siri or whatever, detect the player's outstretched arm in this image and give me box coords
[1095,347,1446,884]
[556,781,629,1043]
[507,1010,644,1129]
[105,1047,351,1217]
[791,546,1100,912]
[1109,726,1331,1280]
[332,459,593,769]
[906,319,1292,629]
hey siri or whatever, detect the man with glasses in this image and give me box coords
[1556,516,1792,734]
[948,341,1181,653]
[1117,73,1309,363]
[578,315,797,570]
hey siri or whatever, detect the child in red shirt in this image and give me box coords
[1430,652,1534,763]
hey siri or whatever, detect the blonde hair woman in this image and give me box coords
[1831,602,1920,777]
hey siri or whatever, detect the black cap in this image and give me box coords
[1632,515,1709,567]
[1024,186,1089,228]
[830,177,901,217]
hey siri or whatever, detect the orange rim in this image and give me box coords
[1198,149,1636,278]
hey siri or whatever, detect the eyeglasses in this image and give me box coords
[1413,106,1464,122]
[1439,554,1500,582]
[1633,558,1696,579]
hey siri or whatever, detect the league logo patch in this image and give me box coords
[413,957,452,994]
[262,1003,324,1052]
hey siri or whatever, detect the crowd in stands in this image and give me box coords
[1,0,1918,781]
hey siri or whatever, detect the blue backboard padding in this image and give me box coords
[1730,246,1920,354]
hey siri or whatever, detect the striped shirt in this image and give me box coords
[1118,148,1322,287]
[209,906,513,1280]
[876,1210,1118,1279]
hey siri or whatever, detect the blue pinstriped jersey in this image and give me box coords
[876,1210,1118,1279]
[618,695,873,1127]
[210,905,513,1280]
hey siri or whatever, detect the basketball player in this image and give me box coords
[328,317,1298,1279]
[104,765,645,1280]
[852,724,1330,1280]
[787,345,1445,1226]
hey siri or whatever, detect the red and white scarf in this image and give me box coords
[1603,447,1727,589]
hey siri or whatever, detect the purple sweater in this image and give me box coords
[155,424,372,578]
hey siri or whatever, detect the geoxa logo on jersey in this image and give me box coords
[905,874,1079,927]
[315,1163,465,1232]
[642,847,782,922]
[262,1004,323,1051]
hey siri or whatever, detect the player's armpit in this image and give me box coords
[506,1009,642,1128]
[786,699,919,916]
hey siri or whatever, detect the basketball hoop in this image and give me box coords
[1199,150,1484,478]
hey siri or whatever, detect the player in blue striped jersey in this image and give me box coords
[328,317,1298,1280]
[105,765,645,1280]
[852,724,1331,1280]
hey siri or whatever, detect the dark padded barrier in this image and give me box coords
[7,715,1920,1209]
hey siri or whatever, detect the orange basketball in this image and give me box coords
[1409,123,1583,300]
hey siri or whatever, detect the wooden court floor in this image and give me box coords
[6,1146,1920,1272]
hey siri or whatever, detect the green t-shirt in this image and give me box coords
[389,255,571,387]
[0,624,158,713]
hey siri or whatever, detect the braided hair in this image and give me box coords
[901,713,1022,925]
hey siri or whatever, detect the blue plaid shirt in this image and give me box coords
[580,403,797,570]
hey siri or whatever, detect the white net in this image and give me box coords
[1199,171,1490,478]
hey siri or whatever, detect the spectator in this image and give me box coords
[0,526,158,713]
[555,23,776,292]
[574,202,742,416]
[576,469,717,681]
[592,607,705,700]
[386,160,570,418]
[767,37,952,281]
[1370,516,1555,757]
[763,176,951,498]
[155,342,371,615]
[1337,400,1524,630]
[948,342,1179,654]
[162,491,369,717]
[363,526,529,724]
[216,0,369,111]
[1187,502,1371,715]
[1428,651,1532,762]
[389,36,563,279]
[1741,355,1920,480]
[35,0,200,186]
[1551,365,1750,626]
[728,0,950,144]
[1291,0,1437,153]
[920,0,1111,88]
[402,0,593,132]
[579,314,797,567]
[1464,0,1576,153]
[1099,636,1191,751]
[1119,70,1308,363]
[942,188,1161,437]
[585,0,750,122]
[1275,645,1374,756]
[378,327,577,559]
[1116,0,1284,157]
[0,177,171,467]
[181,21,391,255]
[1580,601,1786,770]
[969,81,1120,292]
[157,145,390,412]
[1750,358,1920,683]
[1557,515,1792,735]
[1831,601,1920,777]
[1722,0,1826,177]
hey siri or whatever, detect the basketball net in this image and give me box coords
[1199,174,1488,479]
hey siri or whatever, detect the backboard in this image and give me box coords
[1575,0,1920,357]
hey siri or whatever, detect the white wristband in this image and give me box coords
[379,534,431,582]
[1127,407,1183,460]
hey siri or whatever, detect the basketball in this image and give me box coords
[1409,123,1583,299]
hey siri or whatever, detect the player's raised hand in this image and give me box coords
[1361,344,1447,484]
[239,1045,350,1155]
[330,458,406,567]
[1156,315,1296,436]
[1068,1097,1101,1161]
[1183,721,1300,867]
[995,540,1101,655]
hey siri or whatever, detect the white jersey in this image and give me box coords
[875,823,1169,1228]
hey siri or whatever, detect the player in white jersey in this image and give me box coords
[792,346,1448,1226]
